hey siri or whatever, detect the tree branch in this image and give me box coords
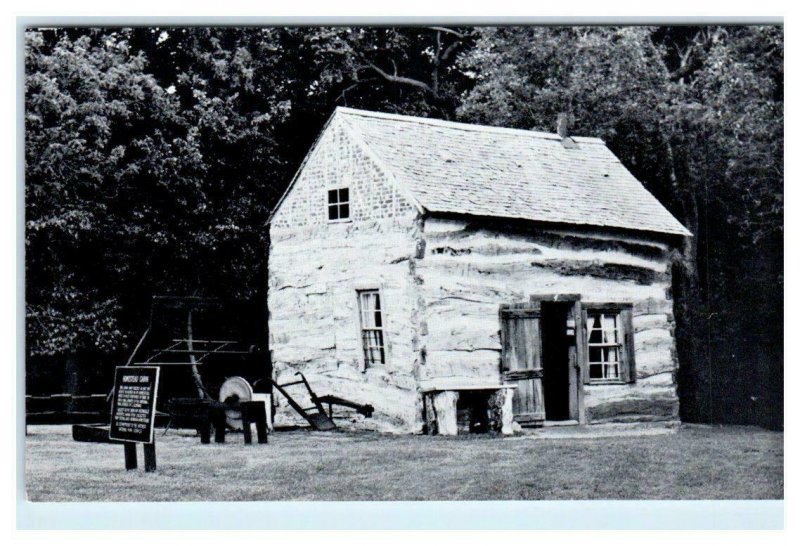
[361,61,435,95]
[441,40,461,62]
[337,77,377,105]
[427,27,463,38]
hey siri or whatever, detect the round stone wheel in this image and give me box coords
[218,376,253,430]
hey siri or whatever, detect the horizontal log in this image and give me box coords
[636,371,676,387]
[586,396,679,423]
[424,219,670,261]
[530,260,669,285]
[503,369,543,381]
[633,297,674,316]
[424,233,668,274]
[633,313,671,333]
[419,263,670,303]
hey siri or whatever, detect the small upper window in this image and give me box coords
[328,187,350,221]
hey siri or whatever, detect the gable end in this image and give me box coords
[268,112,422,230]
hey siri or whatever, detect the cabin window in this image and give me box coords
[358,290,385,367]
[585,305,635,384]
[328,187,350,221]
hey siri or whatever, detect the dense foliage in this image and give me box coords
[25,26,783,427]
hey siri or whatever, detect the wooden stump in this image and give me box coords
[432,391,459,436]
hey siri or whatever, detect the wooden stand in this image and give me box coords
[241,401,269,444]
[124,442,137,470]
[193,402,228,444]
[123,441,157,472]
[143,443,157,472]
[213,406,227,443]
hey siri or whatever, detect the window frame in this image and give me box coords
[327,187,351,223]
[583,303,635,385]
[357,289,387,370]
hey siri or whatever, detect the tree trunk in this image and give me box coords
[64,353,79,413]
[187,310,210,400]
[673,183,713,423]
[662,135,712,424]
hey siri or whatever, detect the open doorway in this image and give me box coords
[541,301,579,422]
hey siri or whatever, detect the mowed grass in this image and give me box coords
[25,424,782,501]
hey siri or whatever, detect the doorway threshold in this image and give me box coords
[543,420,579,427]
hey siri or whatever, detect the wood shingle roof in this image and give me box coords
[335,107,690,237]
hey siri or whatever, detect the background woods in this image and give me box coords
[24,26,783,428]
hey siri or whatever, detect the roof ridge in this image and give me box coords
[334,106,605,144]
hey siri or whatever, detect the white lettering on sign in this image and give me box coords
[122,375,150,383]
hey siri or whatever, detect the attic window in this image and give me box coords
[328,187,350,222]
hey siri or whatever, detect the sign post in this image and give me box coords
[109,366,160,472]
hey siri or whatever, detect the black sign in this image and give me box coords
[109,366,160,443]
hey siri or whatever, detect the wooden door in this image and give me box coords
[500,302,545,426]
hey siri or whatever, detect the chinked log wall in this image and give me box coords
[269,219,423,433]
[269,119,425,433]
[416,217,680,424]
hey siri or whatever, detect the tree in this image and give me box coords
[26,29,195,359]
[25,27,296,373]
[24,25,473,391]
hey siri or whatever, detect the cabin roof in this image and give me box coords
[271,107,691,237]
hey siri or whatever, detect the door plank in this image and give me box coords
[500,303,545,426]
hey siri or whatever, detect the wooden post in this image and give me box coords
[212,406,226,443]
[124,442,137,470]
[198,401,211,444]
[256,416,268,444]
[241,401,269,445]
[143,443,157,472]
[242,411,253,445]
[200,409,211,444]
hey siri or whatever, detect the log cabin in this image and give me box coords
[266,107,691,435]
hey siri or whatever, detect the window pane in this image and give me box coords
[339,203,350,219]
[602,314,618,343]
[587,310,625,381]
[359,291,385,366]
[339,187,349,202]
[376,330,385,364]
[588,314,602,343]
[361,294,374,327]
[328,204,339,220]
[328,189,338,204]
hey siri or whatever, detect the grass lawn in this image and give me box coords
[25,424,782,501]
